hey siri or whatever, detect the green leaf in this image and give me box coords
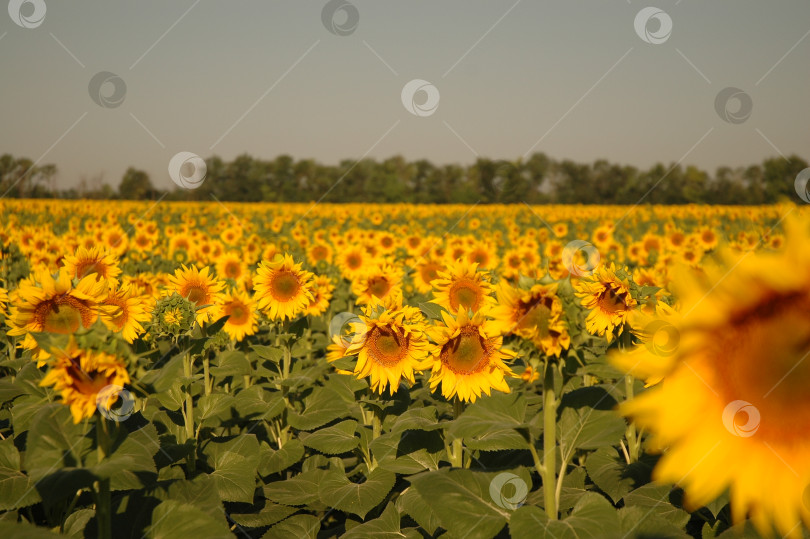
[621,484,691,529]
[63,508,95,539]
[262,514,320,539]
[259,439,305,476]
[203,435,261,503]
[585,447,653,503]
[397,487,442,535]
[408,468,532,539]
[197,393,234,426]
[210,350,251,377]
[298,420,359,455]
[371,430,443,474]
[342,501,402,539]
[92,423,160,491]
[0,521,63,538]
[448,392,530,450]
[389,406,440,434]
[287,388,353,431]
[0,438,40,511]
[318,467,396,519]
[418,302,445,320]
[263,468,327,506]
[251,345,284,363]
[146,499,232,539]
[229,502,298,528]
[557,386,626,459]
[232,385,285,421]
[141,353,185,393]
[511,492,620,538]
[618,506,691,539]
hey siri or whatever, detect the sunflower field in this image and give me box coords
[0,199,807,539]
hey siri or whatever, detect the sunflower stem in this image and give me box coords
[94,416,111,539]
[450,397,465,468]
[203,356,211,396]
[542,360,558,519]
[182,353,196,473]
[371,409,382,440]
[624,375,640,462]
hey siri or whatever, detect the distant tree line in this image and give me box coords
[1,152,807,205]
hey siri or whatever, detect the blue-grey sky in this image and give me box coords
[1,0,808,191]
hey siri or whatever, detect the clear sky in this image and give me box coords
[1,0,808,191]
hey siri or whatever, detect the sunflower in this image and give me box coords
[351,263,404,306]
[253,254,314,321]
[573,263,637,343]
[219,289,258,341]
[61,246,121,285]
[101,284,151,343]
[344,299,431,395]
[305,275,334,316]
[426,309,516,403]
[0,286,8,318]
[336,246,368,280]
[307,243,334,266]
[40,338,130,423]
[430,259,495,315]
[7,269,116,362]
[326,333,352,363]
[491,281,571,357]
[410,257,444,294]
[215,251,248,284]
[166,265,225,325]
[610,216,810,538]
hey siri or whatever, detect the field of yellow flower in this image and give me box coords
[0,199,807,539]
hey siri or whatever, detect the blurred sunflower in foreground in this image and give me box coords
[40,338,130,423]
[611,215,810,539]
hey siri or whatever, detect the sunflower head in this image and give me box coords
[253,254,314,321]
[342,298,431,395]
[426,308,517,403]
[166,265,225,325]
[573,263,637,343]
[152,293,196,336]
[610,215,810,538]
[430,259,495,315]
[40,338,131,423]
[220,289,258,342]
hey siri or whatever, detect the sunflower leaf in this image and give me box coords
[261,514,320,539]
[318,467,396,519]
[298,420,359,455]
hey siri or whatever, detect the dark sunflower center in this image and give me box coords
[420,264,440,284]
[347,255,362,269]
[76,260,103,279]
[368,327,408,366]
[270,271,300,301]
[185,285,207,305]
[37,296,94,333]
[368,277,391,298]
[225,303,249,324]
[449,279,482,311]
[516,296,553,334]
[597,288,627,315]
[66,358,112,395]
[714,293,810,439]
[225,262,241,278]
[441,327,491,374]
